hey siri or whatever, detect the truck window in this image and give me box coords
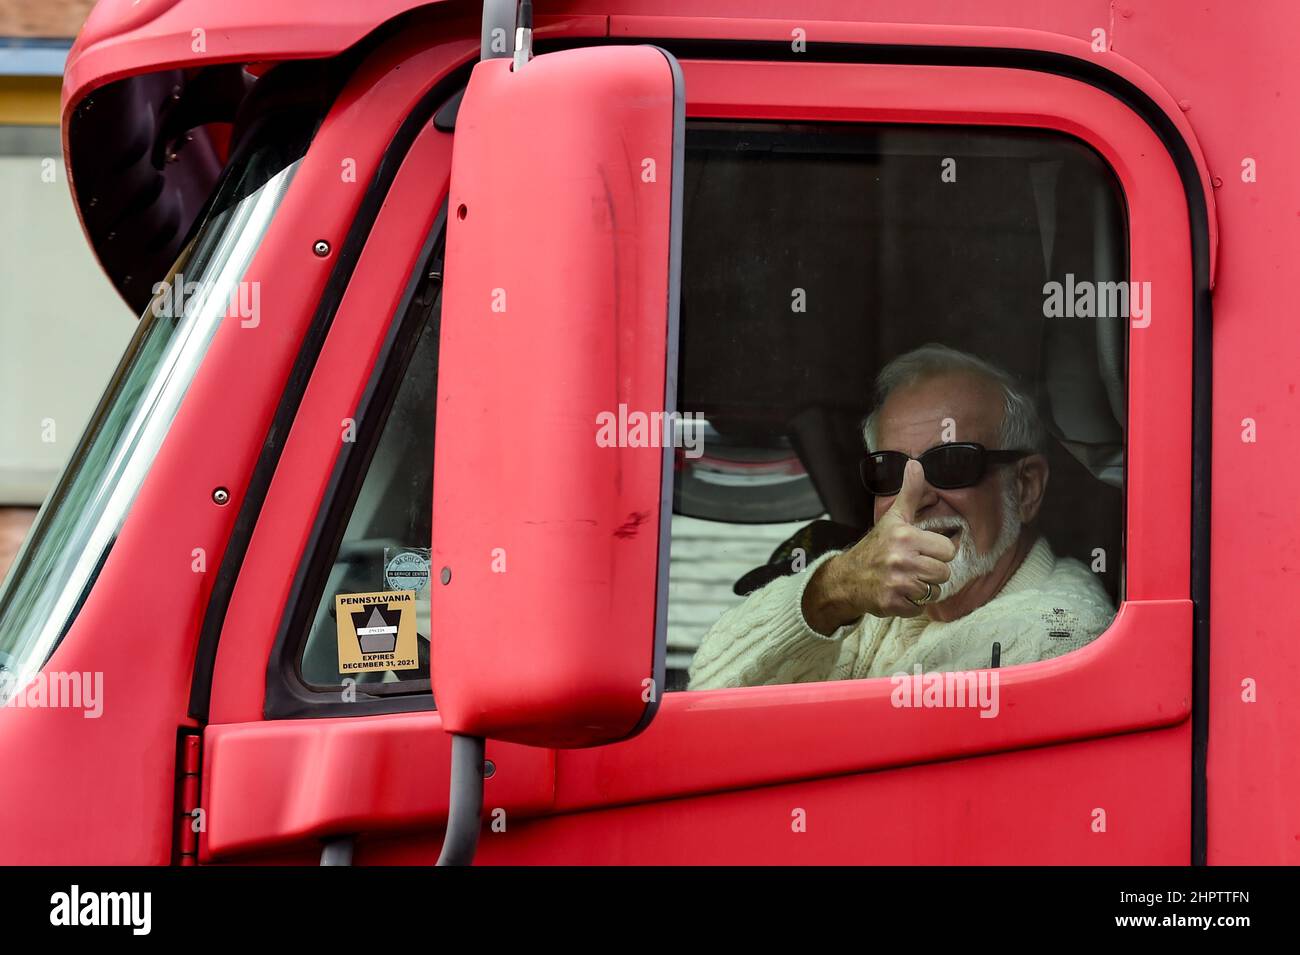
[296,286,441,692]
[673,121,1127,692]
[284,120,1128,705]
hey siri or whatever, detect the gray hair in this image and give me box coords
[862,344,1046,453]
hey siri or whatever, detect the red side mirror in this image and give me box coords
[432,45,684,748]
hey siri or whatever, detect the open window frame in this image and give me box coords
[550,52,1203,813]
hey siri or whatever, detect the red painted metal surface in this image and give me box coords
[30,0,1300,864]
[365,725,1190,864]
[205,16,622,728]
[59,5,609,307]
[532,56,1194,824]
[431,47,679,747]
[200,45,1196,863]
[62,0,453,111]
[552,602,1190,813]
[594,0,1300,870]
[0,30,423,867]
[202,714,554,860]
[205,28,472,727]
[200,35,469,862]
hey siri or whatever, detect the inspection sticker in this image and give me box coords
[384,548,431,594]
[335,590,420,673]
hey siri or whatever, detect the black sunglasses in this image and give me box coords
[859,442,1031,496]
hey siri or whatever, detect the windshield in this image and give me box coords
[0,119,308,698]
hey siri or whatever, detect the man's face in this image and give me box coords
[871,371,1024,597]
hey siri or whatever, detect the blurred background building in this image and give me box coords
[1,0,134,579]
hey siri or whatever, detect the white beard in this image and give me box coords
[916,476,1022,602]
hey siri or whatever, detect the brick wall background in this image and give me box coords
[0,0,96,39]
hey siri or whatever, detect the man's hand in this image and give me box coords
[801,460,958,635]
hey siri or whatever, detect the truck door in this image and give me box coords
[471,49,1203,865]
[420,46,1201,865]
[196,36,1207,864]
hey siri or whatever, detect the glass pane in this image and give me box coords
[674,122,1126,692]
[298,297,440,690]
[0,133,306,697]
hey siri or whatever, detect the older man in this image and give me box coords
[687,344,1115,690]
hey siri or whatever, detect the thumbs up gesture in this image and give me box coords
[801,460,959,634]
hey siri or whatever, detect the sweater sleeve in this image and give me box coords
[686,551,856,690]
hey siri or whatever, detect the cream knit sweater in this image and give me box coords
[687,536,1115,690]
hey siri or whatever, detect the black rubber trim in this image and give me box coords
[433,87,465,131]
[187,63,473,722]
[263,210,445,720]
[568,37,1211,864]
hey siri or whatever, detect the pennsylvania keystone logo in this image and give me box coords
[351,603,402,655]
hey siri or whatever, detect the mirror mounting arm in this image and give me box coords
[513,0,534,72]
[435,734,487,866]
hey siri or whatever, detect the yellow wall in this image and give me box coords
[0,75,61,125]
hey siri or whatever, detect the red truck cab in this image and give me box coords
[0,0,1291,866]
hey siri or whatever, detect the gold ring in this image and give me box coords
[907,580,934,607]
